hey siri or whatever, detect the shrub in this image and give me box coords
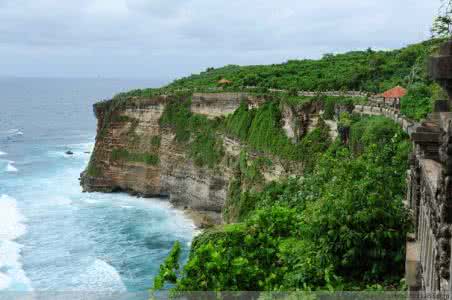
[152,241,181,290]
[225,101,305,160]
[400,83,434,121]
[159,97,225,169]
[154,116,411,291]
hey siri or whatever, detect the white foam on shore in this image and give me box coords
[6,162,18,173]
[0,195,27,240]
[77,259,126,292]
[0,195,32,291]
[0,272,12,290]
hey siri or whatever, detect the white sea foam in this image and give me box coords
[9,129,23,136]
[0,240,32,291]
[6,162,18,173]
[84,199,102,205]
[2,129,24,138]
[77,259,126,292]
[0,195,32,291]
[0,151,7,156]
[0,195,27,240]
[0,272,12,290]
[45,196,72,206]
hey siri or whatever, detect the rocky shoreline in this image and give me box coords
[80,93,314,220]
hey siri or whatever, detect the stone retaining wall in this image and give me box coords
[353,105,419,137]
[353,100,452,296]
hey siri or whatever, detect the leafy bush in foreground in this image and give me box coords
[154,116,411,291]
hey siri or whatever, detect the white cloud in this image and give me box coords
[84,0,130,18]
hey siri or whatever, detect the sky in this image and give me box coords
[0,0,440,82]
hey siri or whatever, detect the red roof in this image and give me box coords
[381,86,407,98]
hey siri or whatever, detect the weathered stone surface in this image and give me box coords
[429,41,452,103]
[403,41,452,296]
[406,240,421,290]
[412,132,442,143]
[81,93,307,222]
[191,92,248,118]
[281,101,322,142]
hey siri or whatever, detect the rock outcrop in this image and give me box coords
[81,93,316,222]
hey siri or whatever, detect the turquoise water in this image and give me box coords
[0,78,195,294]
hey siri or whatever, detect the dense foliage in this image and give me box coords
[224,100,298,160]
[224,99,331,165]
[159,97,225,169]
[111,39,446,122]
[100,38,445,294]
[154,115,411,292]
[164,40,442,94]
[404,82,450,120]
[152,241,181,291]
[432,0,452,38]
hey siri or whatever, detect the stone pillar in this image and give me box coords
[429,41,452,110]
[429,40,452,298]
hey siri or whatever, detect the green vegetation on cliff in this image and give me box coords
[162,40,442,95]
[159,96,225,169]
[167,40,440,93]
[111,149,160,166]
[154,115,411,292]
[224,100,300,160]
[113,39,445,122]
[88,38,442,293]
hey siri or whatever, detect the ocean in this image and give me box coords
[0,78,196,297]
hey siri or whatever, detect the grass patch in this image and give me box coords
[111,148,159,165]
[86,159,101,177]
[150,136,161,147]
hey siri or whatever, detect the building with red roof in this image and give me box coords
[379,86,407,109]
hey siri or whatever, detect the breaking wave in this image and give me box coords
[0,195,32,291]
[77,259,126,292]
[6,161,18,173]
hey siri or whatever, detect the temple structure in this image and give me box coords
[406,40,452,297]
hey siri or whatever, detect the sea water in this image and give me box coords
[0,78,196,297]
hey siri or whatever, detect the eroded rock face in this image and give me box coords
[281,101,322,142]
[81,97,231,212]
[80,93,309,218]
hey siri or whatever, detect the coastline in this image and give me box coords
[181,207,222,229]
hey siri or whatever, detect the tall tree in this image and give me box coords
[432,0,452,38]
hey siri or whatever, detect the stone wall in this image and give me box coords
[355,106,452,296]
[406,113,452,295]
[360,41,452,297]
[353,105,419,137]
[353,105,452,295]
[297,90,369,98]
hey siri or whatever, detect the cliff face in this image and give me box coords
[81,93,317,222]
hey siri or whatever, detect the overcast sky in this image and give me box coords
[0,0,440,81]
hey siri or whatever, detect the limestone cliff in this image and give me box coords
[81,93,318,223]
